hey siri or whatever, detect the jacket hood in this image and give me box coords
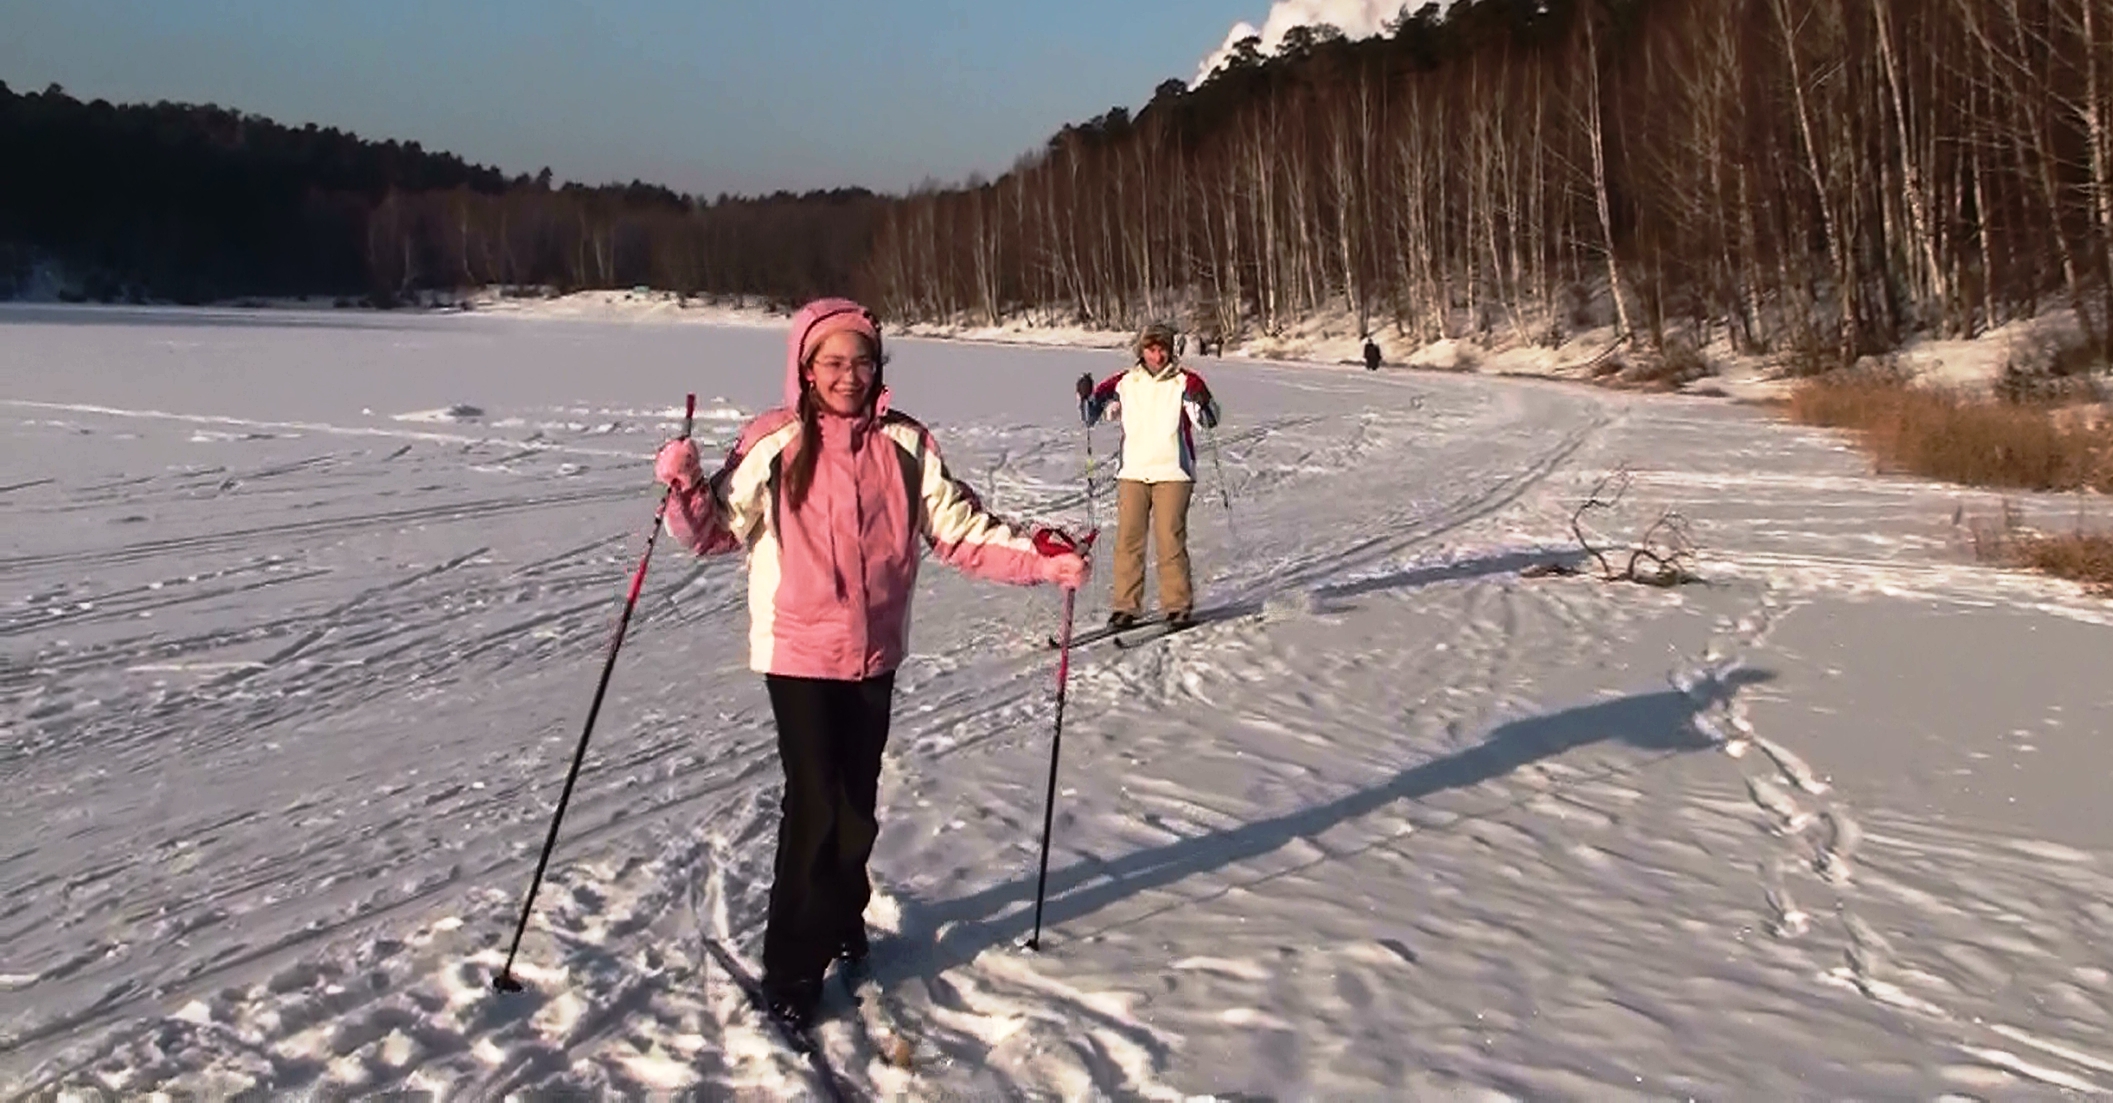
[785,297,885,410]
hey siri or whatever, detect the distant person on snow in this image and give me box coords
[1076,321,1221,630]
[1363,336,1382,371]
[652,297,1089,1031]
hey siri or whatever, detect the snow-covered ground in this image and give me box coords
[64,286,2091,406]
[3,302,2111,1099]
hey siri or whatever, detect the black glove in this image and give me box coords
[1075,372,1095,401]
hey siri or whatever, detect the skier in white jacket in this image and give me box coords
[1076,321,1222,629]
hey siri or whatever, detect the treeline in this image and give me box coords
[865,0,2113,362]
[9,0,2111,367]
[0,80,883,305]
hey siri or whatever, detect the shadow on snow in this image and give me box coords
[887,666,1772,981]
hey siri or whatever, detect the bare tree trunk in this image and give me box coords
[970,187,1001,325]
[570,209,588,289]
[1327,80,1366,327]
[1247,107,1282,333]
[1357,62,1380,331]
[1971,73,2003,330]
[498,207,514,286]
[1394,132,1426,340]
[1219,156,1246,339]
[1283,108,1323,319]
[2087,0,2113,348]
[1060,144,1091,321]
[1432,89,1456,339]
[1772,0,1857,361]
[1529,60,1556,343]
[1134,138,1157,321]
[1875,0,1949,325]
[456,196,476,288]
[1582,13,1635,340]
[1173,144,1195,322]
[1996,0,2091,342]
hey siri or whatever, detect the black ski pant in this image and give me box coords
[760,671,895,990]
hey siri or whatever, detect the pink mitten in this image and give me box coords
[1030,526,1093,590]
[655,438,703,492]
[1039,552,1089,591]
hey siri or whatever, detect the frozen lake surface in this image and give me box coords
[3,303,2111,1098]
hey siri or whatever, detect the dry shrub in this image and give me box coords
[1961,498,2113,595]
[1994,364,2108,406]
[2003,530,2113,591]
[1994,331,2111,406]
[1526,467,1700,586]
[1618,335,1712,390]
[2013,530,2113,594]
[1785,359,1910,427]
[1789,366,2113,493]
[2007,328,2107,378]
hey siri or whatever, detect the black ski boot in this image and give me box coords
[837,925,870,968]
[761,975,822,1033]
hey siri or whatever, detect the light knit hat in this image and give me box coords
[1134,321,1178,359]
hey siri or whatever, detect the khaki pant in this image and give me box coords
[1112,479,1193,616]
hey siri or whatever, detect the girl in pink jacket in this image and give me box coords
[652,297,1088,1029]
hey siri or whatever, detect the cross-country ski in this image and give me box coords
[697,936,857,1103]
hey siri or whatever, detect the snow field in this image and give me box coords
[2,306,2110,1098]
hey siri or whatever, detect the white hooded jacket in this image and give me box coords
[1080,360,1222,484]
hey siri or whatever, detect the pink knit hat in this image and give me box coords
[795,299,880,362]
[784,297,883,406]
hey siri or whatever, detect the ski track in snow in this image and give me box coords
[2,311,2111,1098]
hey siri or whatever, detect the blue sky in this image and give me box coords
[0,0,1272,197]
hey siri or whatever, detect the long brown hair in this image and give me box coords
[780,336,882,513]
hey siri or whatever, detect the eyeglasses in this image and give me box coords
[811,355,877,374]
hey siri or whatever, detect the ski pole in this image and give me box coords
[1203,421,1240,552]
[1024,528,1093,952]
[1075,372,1099,532]
[494,392,695,993]
[1083,425,1098,533]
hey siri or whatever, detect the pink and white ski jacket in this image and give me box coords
[662,301,1060,681]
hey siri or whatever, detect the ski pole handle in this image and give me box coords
[630,391,696,606]
[647,392,699,522]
